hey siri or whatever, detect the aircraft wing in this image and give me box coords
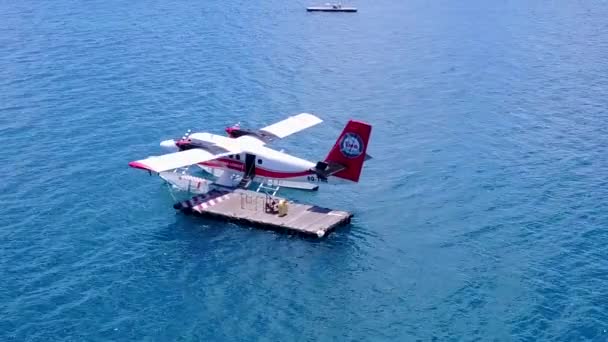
[128,148,234,173]
[259,113,323,139]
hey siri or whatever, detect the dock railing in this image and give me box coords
[240,192,266,211]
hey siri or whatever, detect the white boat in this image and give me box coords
[306,3,357,12]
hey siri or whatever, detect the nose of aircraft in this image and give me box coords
[160,139,178,152]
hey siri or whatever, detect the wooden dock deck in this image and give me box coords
[174,189,352,238]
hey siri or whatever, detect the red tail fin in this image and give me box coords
[324,120,372,182]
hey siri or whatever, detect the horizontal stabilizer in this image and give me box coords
[311,161,346,178]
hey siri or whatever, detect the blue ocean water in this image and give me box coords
[2,0,608,340]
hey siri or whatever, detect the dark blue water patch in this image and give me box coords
[2,0,608,340]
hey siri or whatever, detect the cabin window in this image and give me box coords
[235,154,240,160]
[257,159,262,165]
[229,155,233,159]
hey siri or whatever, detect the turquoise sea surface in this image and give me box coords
[1,0,608,340]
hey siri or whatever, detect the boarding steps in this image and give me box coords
[237,176,253,189]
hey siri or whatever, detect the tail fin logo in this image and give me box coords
[340,133,363,158]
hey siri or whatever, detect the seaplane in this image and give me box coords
[128,113,372,197]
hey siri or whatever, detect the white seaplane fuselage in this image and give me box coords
[166,133,333,187]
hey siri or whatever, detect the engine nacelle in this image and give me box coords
[160,139,178,152]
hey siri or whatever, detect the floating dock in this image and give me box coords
[173,189,352,238]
